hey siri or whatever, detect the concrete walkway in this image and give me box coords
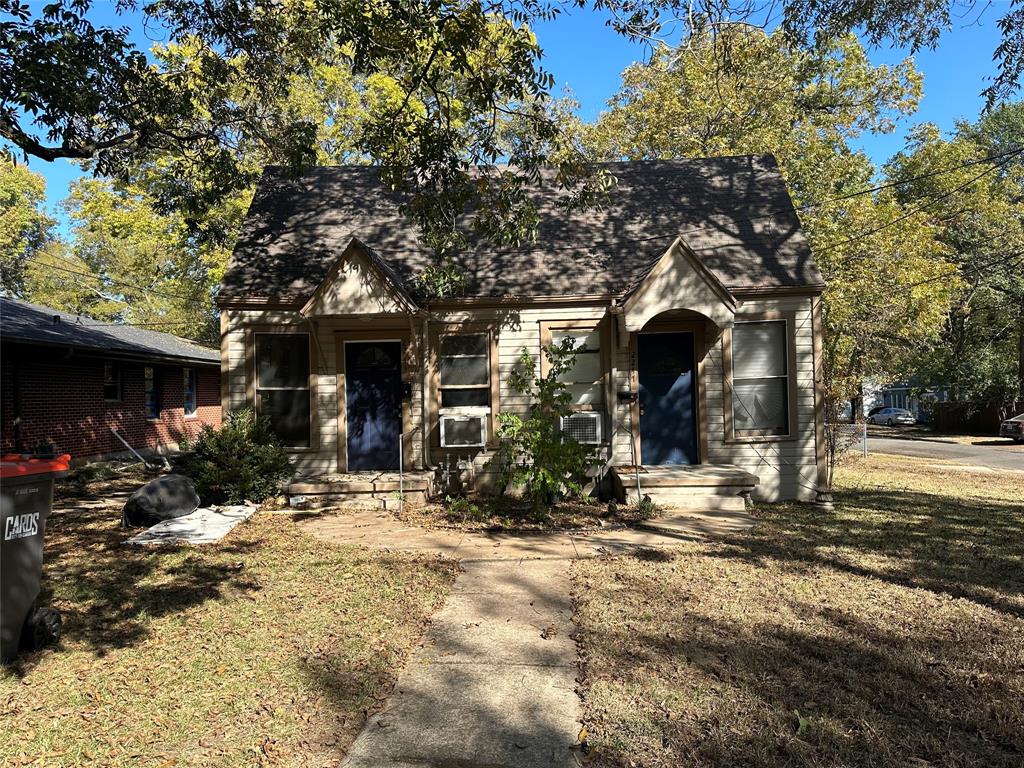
[315,508,753,768]
[343,559,580,767]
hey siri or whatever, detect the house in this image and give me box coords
[0,297,221,461]
[217,156,827,506]
[865,380,950,422]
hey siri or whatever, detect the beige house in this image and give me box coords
[217,156,827,508]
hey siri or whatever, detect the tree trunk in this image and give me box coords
[849,382,864,423]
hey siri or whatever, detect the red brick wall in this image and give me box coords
[0,347,221,460]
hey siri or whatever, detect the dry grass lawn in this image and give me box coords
[573,454,1024,767]
[1,471,457,767]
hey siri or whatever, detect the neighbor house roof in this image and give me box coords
[219,155,822,304]
[0,297,220,366]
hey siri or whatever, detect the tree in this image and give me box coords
[1,0,582,251]
[0,160,52,294]
[886,106,1024,404]
[56,178,223,341]
[583,28,958,414]
[592,0,1024,104]
[5,0,1023,253]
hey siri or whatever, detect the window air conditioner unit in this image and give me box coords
[440,413,487,448]
[561,412,602,445]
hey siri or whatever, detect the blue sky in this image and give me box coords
[22,2,1008,229]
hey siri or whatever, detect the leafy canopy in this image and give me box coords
[0,160,52,294]
[886,105,1024,402]
[4,0,1024,252]
[583,27,957,404]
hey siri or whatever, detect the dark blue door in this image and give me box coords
[345,341,402,471]
[637,332,698,465]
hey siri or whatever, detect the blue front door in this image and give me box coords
[345,341,402,471]
[637,332,698,465]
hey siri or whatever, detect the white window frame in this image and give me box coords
[438,332,492,416]
[549,327,605,413]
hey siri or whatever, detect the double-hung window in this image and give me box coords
[255,333,311,448]
[730,320,790,436]
[103,362,121,402]
[183,368,198,418]
[144,367,161,419]
[439,334,490,409]
[550,329,603,409]
[438,333,491,446]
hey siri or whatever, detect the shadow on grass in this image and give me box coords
[22,490,261,667]
[715,485,1024,618]
[591,602,1022,767]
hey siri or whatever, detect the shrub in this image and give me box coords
[176,409,292,504]
[493,337,600,514]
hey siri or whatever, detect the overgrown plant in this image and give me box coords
[176,408,292,504]
[493,337,600,514]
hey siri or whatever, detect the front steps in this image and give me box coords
[611,464,759,513]
[288,471,434,510]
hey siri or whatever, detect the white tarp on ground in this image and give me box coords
[127,505,257,545]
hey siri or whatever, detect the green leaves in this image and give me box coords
[0,160,52,294]
[583,26,960,404]
[493,339,599,513]
[176,408,293,505]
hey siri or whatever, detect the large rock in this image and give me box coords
[122,474,200,528]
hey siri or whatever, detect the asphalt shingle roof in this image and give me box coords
[220,155,822,303]
[0,297,219,365]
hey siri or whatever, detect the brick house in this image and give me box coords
[1,297,221,461]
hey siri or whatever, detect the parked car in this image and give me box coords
[867,407,916,426]
[866,406,885,419]
[999,413,1024,442]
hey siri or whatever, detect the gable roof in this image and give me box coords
[219,155,822,304]
[299,238,418,316]
[0,297,220,366]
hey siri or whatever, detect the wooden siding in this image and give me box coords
[221,295,821,500]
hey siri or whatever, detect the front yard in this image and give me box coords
[4,454,1021,767]
[0,472,456,767]
[573,454,1024,767]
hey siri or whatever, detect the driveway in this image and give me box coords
[867,436,1023,472]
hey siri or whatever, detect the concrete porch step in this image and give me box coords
[288,471,434,509]
[612,464,757,512]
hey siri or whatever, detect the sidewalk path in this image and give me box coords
[313,508,753,767]
[342,559,580,767]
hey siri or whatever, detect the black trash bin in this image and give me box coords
[1,453,70,661]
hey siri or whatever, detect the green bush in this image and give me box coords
[176,409,292,504]
[493,337,600,514]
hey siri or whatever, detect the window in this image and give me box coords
[731,320,790,436]
[256,333,311,448]
[439,334,490,410]
[144,367,161,419]
[550,329,603,408]
[103,363,121,401]
[183,368,197,418]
